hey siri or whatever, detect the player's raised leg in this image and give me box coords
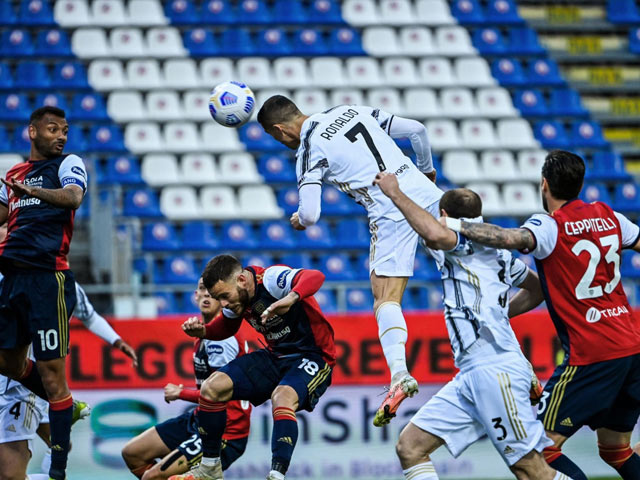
[268,385,300,480]
[122,427,169,478]
[396,423,443,479]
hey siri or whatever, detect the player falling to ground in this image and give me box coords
[441,150,640,480]
[0,106,89,480]
[122,277,251,480]
[172,254,335,480]
[257,96,441,427]
[374,173,570,480]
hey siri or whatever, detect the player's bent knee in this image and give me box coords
[271,385,298,409]
[395,432,427,464]
[121,438,146,466]
[201,372,232,402]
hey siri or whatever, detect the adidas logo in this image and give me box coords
[51,444,64,452]
[198,427,207,435]
[560,417,573,427]
[6,425,15,432]
[277,436,293,446]
[503,445,516,455]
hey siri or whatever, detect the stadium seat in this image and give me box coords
[88,60,126,90]
[466,182,502,216]
[607,0,640,24]
[36,29,72,57]
[418,58,455,87]
[71,93,108,120]
[273,0,307,23]
[480,150,517,181]
[502,183,540,215]
[399,27,434,56]
[71,28,109,58]
[19,0,55,25]
[411,287,443,310]
[413,252,440,281]
[273,58,310,88]
[472,28,507,54]
[435,26,475,55]
[0,2,17,26]
[35,93,67,110]
[383,58,418,87]
[443,151,480,184]
[160,255,199,284]
[235,57,272,89]
[221,29,254,56]
[0,154,22,178]
[454,57,494,87]
[181,153,219,185]
[129,0,166,27]
[238,123,281,152]
[181,290,199,313]
[104,155,143,184]
[342,0,378,26]
[89,125,125,152]
[200,58,236,88]
[476,87,517,117]
[182,91,210,120]
[258,154,295,183]
[440,88,477,118]
[52,61,89,89]
[517,150,546,181]
[0,128,11,153]
[309,58,345,88]
[183,29,218,57]
[588,151,630,181]
[164,122,201,152]
[15,62,49,89]
[380,0,414,25]
[319,254,356,281]
[154,292,180,314]
[256,28,292,56]
[107,91,146,122]
[142,154,180,186]
[451,0,485,25]
[328,28,365,56]
[279,253,313,269]
[293,29,327,56]
[630,28,640,54]
[549,89,588,117]
[160,186,200,220]
[314,290,337,314]
[486,0,522,24]
[165,0,199,24]
[200,186,239,219]
[622,251,640,279]
[142,222,181,251]
[294,89,329,114]
[91,0,127,26]
[570,121,608,149]
[534,121,570,149]
[309,0,342,24]
[0,63,13,90]
[416,0,455,25]
[123,188,162,217]
[11,127,31,153]
[526,58,564,86]
[182,221,220,250]
[330,88,364,106]
[146,91,183,120]
[199,0,236,24]
[0,94,31,122]
[294,221,334,249]
[54,0,90,26]
[491,58,526,86]
[216,152,261,185]
[461,120,497,149]
[614,182,640,213]
[513,89,548,117]
[110,28,146,57]
[125,123,164,153]
[259,220,297,249]
[345,288,373,312]
[277,187,300,215]
[346,57,383,87]
[201,123,243,152]
[363,27,399,56]
[508,28,544,55]
[404,88,440,118]
[238,185,282,218]
[64,125,87,153]
[242,253,274,269]
[127,59,163,89]
[237,0,271,24]
[335,219,370,249]
[321,186,355,215]
[220,221,257,250]
[496,119,538,148]
[366,88,403,115]
[580,182,611,204]
[425,120,460,150]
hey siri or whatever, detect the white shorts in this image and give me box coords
[0,385,48,454]
[410,350,553,466]
[369,200,440,277]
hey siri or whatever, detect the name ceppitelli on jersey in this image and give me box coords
[9,197,41,212]
[319,108,359,140]
[564,217,616,235]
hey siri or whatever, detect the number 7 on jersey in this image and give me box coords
[345,122,387,172]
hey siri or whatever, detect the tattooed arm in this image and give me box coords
[455,222,536,251]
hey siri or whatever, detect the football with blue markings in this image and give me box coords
[208,81,256,127]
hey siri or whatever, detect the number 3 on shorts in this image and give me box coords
[298,358,319,376]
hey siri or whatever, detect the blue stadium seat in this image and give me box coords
[70,93,108,121]
[237,0,272,24]
[580,182,611,204]
[142,222,181,251]
[293,29,328,56]
[18,0,55,26]
[335,218,369,249]
[328,28,365,56]
[588,151,630,181]
[154,292,181,315]
[34,30,71,57]
[621,251,640,279]
[490,58,526,86]
[15,61,49,89]
[526,58,564,86]
[294,220,334,249]
[242,253,274,268]
[513,89,548,117]
[322,186,354,215]
[0,127,10,152]
[319,253,355,281]
[451,0,486,25]
[183,29,219,57]
[508,28,544,55]
[1,30,33,57]
[0,63,13,90]
[88,125,125,152]
[181,291,199,314]
[161,255,199,284]
[485,0,522,24]
[256,28,291,56]
[607,0,640,24]
[201,0,237,24]
[64,125,87,153]
[630,28,640,55]
[534,121,570,149]
[104,155,144,185]
[279,252,313,269]
[411,287,443,311]
[613,182,640,213]
[274,0,308,24]
[0,94,31,121]
[314,289,337,314]
[133,256,150,275]
[11,126,31,153]
[75,196,90,220]
[345,288,373,312]
[239,122,282,151]
[35,92,68,110]
[51,61,89,89]
[220,221,257,250]
[570,121,608,149]
[0,2,17,26]
[352,252,370,280]
[257,154,296,183]
[123,189,162,217]
[413,252,441,282]
[490,216,520,229]
[472,28,506,54]
[549,89,588,117]
[277,187,299,215]
[182,221,220,250]
[259,220,297,249]
[309,0,342,24]
[165,0,199,24]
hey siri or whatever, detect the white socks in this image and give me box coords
[376,302,409,379]
[553,472,573,480]
[403,462,439,479]
[201,456,221,467]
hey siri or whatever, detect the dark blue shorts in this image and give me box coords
[220,349,333,412]
[0,269,77,360]
[537,353,640,436]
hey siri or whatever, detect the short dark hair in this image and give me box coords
[439,188,482,219]
[257,95,302,130]
[29,106,65,125]
[541,150,585,200]
[202,254,242,290]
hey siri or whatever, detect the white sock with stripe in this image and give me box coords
[403,462,439,479]
[553,472,573,480]
[376,302,409,379]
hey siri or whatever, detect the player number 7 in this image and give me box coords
[345,122,387,172]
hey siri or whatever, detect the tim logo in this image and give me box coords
[277,270,290,288]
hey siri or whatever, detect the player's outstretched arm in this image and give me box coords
[293,183,322,230]
[2,179,83,210]
[374,172,455,250]
[384,114,435,181]
[509,270,544,318]
[444,218,536,251]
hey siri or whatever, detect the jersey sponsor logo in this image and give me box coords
[393,163,409,176]
[277,269,291,288]
[564,217,616,236]
[23,175,43,187]
[71,166,87,179]
[585,307,602,323]
[528,218,542,226]
[560,417,573,427]
[319,108,359,140]
[9,197,41,212]
[206,344,224,355]
[586,305,629,323]
[265,326,291,341]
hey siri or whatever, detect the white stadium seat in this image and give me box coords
[435,26,475,55]
[342,0,379,26]
[88,60,125,90]
[125,122,164,153]
[126,59,163,89]
[330,89,364,107]
[180,153,219,185]
[404,88,440,118]
[164,59,200,89]
[362,27,399,57]
[199,186,238,219]
[256,89,291,110]
[461,119,498,149]
[128,0,167,26]
[218,153,262,185]
[379,0,414,25]
[294,89,329,114]
[141,154,180,186]
[425,120,460,150]
[416,0,455,25]
[160,186,200,220]
[273,58,309,89]
[476,87,517,118]
[346,57,382,88]
[366,88,403,115]
[91,0,127,26]
[382,57,418,87]
[502,183,541,215]
[238,186,283,219]
[236,58,272,89]
[0,154,23,179]
[399,27,435,56]
[107,91,146,122]
[110,28,146,57]
[182,91,211,121]
[466,183,502,216]
[517,150,547,181]
[146,27,186,58]
[310,58,346,88]
[418,58,455,87]
[480,150,518,182]
[164,122,201,152]
[440,88,477,118]
[71,29,110,58]
[146,91,183,120]
[54,0,90,26]
[200,123,242,152]
[442,151,480,184]
[497,119,538,149]
[454,58,495,87]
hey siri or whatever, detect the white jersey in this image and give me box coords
[427,220,530,366]
[296,105,442,222]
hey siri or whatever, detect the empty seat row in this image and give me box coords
[0,0,57,26]
[472,27,545,56]
[343,0,455,26]
[534,120,609,150]
[54,0,167,27]
[463,182,542,216]
[0,29,73,57]
[512,88,587,117]
[491,57,564,87]
[581,181,640,213]
[424,118,538,150]
[72,27,185,58]
[442,150,546,184]
[123,122,244,153]
[450,0,522,25]
[0,61,89,90]
[0,92,108,121]
[0,124,125,153]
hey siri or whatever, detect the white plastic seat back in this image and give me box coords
[146,27,186,57]
[0,154,23,179]
[442,151,480,184]
[182,91,211,121]
[503,183,540,215]
[146,91,182,120]
[310,58,345,88]
[383,58,418,87]
[273,58,309,89]
[399,27,434,55]
[110,28,146,57]
[497,119,538,149]
[164,59,199,89]
[362,27,399,56]
[142,154,179,186]
[418,58,454,87]
[107,91,145,121]
[517,150,547,181]
[440,88,477,118]
[88,60,125,90]
[435,26,475,55]
[466,183,502,216]
[181,153,218,185]
[404,89,440,118]
[425,120,460,150]
[454,58,495,87]
[342,0,379,26]
[330,89,364,107]
[346,57,382,87]
[476,88,517,118]
[461,119,498,149]
[256,89,291,110]
[72,29,110,58]
[126,59,163,89]
[238,185,282,219]
[416,0,455,25]
[128,0,167,26]
[236,58,272,89]
[294,90,329,114]
[379,0,414,25]
[55,0,91,26]
[160,186,200,220]
[218,153,261,184]
[91,0,126,26]
[201,123,242,152]
[164,122,201,152]
[200,186,238,219]
[480,150,517,181]
[125,122,164,153]
[366,88,403,115]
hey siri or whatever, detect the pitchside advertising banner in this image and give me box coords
[26,312,638,479]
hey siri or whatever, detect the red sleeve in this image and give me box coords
[178,388,200,403]
[204,312,243,340]
[291,269,325,299]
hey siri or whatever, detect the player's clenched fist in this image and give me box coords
[182,316,205,338]
[164,383,183,403]
[290,212,306,231]
[372,171,400,198]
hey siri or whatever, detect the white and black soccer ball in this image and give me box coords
[208,81,255,127]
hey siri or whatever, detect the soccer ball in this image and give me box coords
[208,81,255,127]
